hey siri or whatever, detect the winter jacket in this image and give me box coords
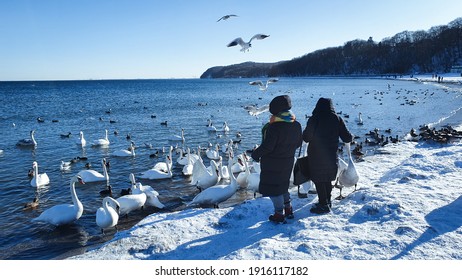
[251,95,303,197]
[303,98,353,183]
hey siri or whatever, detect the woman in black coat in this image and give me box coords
[252,95,303,223]
[303,97,353,214]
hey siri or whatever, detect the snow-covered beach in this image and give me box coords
[4,75,462,279]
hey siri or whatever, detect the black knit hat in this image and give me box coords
[269,95,292,115]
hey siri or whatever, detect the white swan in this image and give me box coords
[17,130,37,147]
[133,182,165,209]
[139,156,173,180]
[153,146,173,172]
[337,142,360,199]
[231,154,246,173]
[77,158,109,184]
[116,174,147,216]
[169,128,185,142]
[182,148,196,176]
[92,129,110,146]
[60,161,71,171]
[206,143,220,160]
[206,119,217,132]
[236,156,260,196]
[222,121,230,133]
[356,112,364,125]
[76,131,86,147]
[216,156,230,180]
[112,142,135,157]
[188,152,238,208]
[191,158,220,191]
[33,175,84,226]
[177,147,199,165]
[96,196,120,233]
[30,161,50,188]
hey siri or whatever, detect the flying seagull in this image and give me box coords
[227,34,270,52]
[249,78,279,91]
[243,104,270,116]
[217,14,238,22]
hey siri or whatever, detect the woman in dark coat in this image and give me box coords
[252,95,302,223]
[303,97,353,214]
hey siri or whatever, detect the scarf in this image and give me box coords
[261,110,296,142]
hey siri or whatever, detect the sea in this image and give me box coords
[1,77,461,260]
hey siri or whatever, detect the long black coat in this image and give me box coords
[252,121,302,196]
[303,98,353,183]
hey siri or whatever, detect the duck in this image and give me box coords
[99,185,113,197]
[96,196,120,233]
[24,197,39,210]
[60,132,72,138]
[112,142,135,157]
[116,174,147,217]
[191,158,221,191]
[168,128,185,142]
[77,158,109,184]
[188,151,239,208]
[337,142,359,199]
[32,175,85,226]
[30,161,50,188]
[139,156,173,180]
[16,130,37,147]
[76,131,86,147]
[92,129,110,146]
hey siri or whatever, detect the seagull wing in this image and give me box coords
[249,80,264,87]
[267,78,279,84]
[227,37,245,47]
[217,14,237,22]
[250,34,270,42]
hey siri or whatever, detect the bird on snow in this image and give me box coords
[227,34,270,52]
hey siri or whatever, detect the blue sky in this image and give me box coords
[1,0,461,81]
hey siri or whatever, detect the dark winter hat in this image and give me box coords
[269,95,292,115]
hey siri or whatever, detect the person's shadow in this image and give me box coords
[391,195,462,259]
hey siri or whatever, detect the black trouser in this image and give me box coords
[314,181,332,206]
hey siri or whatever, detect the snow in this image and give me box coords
[9,74,462,278]
[65,138,462,262]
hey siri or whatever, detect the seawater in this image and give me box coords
[0,78,461,260]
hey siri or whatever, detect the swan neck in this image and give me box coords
[70,180,81,208]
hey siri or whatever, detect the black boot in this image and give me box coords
[269,212,286,223]
[284,206,294,219]
[310,203,330,214]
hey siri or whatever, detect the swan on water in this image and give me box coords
[96,196,120,233]
[191,157,221,191]
[30,161,50,188]
[77,158,109,184]
[17,130,37,147]
[92,129,110,146]
[130,175,165,209]
[139,156,173,180]
[112,142,135,157]
[168,128,185,142]
[33,175,85,226]
[153,146,173,172]
[116,174,147,217]
[76,131,86,147]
